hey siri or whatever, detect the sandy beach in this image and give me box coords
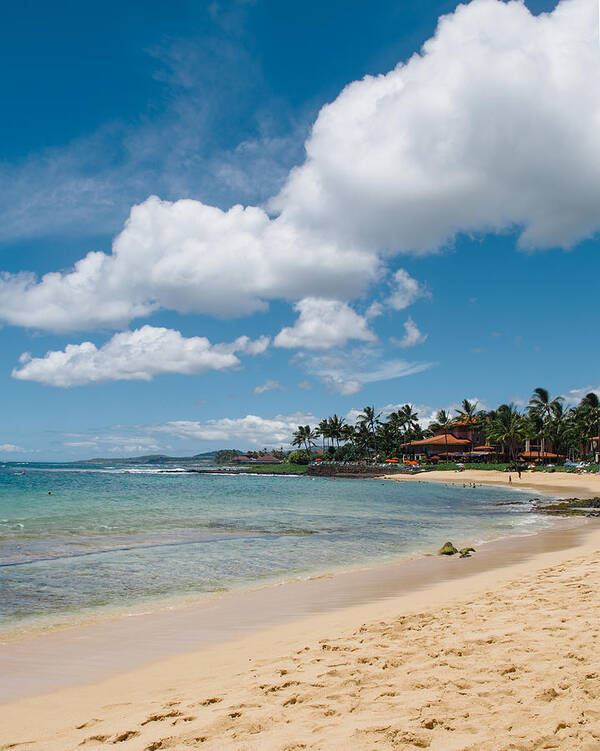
[383,469,600,499]
[2,518,600,750]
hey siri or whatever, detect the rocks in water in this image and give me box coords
[459,547,476,558]
[438,541,458,556]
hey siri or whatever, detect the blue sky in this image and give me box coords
[0,0,598,460]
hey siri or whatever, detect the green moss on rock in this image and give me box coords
[438,541,458,556]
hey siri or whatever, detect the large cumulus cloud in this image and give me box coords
[1,0,598,334]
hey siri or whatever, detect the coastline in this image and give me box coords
[0,515,589,700]
[0,476,556,649]
[382,468,600,499]
[2,518,599,749]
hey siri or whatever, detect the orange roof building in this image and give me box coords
[401,434,471,457]
[402,434,470,448]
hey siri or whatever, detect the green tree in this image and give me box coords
[455,399,479,422]
[292,425,317,454]
[287,449,311,465]
[579,392,600,460]
[528,387,563,456]
[429,409,452,457]
[357,406,381,459]
[328,414,346,448]
[486,404,527,461]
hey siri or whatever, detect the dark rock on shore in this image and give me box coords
[535,497,600,516]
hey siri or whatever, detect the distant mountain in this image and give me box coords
[79,451,218,464]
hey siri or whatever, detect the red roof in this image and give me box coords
[473,445,496,451]
[231,453,281,463]
[402,434,470,447]
[252,454,282,464]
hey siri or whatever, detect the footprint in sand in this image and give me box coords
[141,711,182,726]
[80,735,110,745]
[76,719,102,730]
[112,730,139,743]
[170,715,196,725]
[200,697,223,706]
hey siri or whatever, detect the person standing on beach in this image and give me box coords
[508,474,512,483]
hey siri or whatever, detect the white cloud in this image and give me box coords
[561,384,600,404]
[272,0,600,253]
[152,412,319,446]
[390,317,428,348]
[365,301,384,319]
[306,347,434,395]
[323,377,363,396]
[62,434,163,455]
[0,444,26,453]
[297,379,313,390]
[254,379,285,394]
[12,326,270,387]
[387,270,428,311]
[274,297,376,351]
[2,0,598,333]
[0,200,378,333]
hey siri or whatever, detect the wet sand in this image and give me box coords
[1,519,599,750]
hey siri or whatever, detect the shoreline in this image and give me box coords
[0,514,589,705]
[381,467,600,498]
[0,479,546,646]
[2,519,600,749]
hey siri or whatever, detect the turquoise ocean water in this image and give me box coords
[0,463,551,634]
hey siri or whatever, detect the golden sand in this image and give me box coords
[383,468,600,499]
[2,523,600,750]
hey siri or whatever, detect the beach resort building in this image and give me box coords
[231,453,282,465]
[400,419,492,460]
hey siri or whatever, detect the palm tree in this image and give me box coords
[304,426,317,453]
[454,399,480,452]
[328,414,346,448]
[486,404,527,461]
[317,419,330,451]
[292,425,316,454]
[340,423,355,444]
[291,426,306,451]
[429,409,452,458]
[357,406,381,459]
[579,392,600,461]
[455,399,479,422]
[399,404,420,433]
[528,387,563,458]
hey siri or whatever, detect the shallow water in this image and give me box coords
[0,463,551,633]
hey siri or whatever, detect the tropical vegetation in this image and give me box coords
[290,388,600,465]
